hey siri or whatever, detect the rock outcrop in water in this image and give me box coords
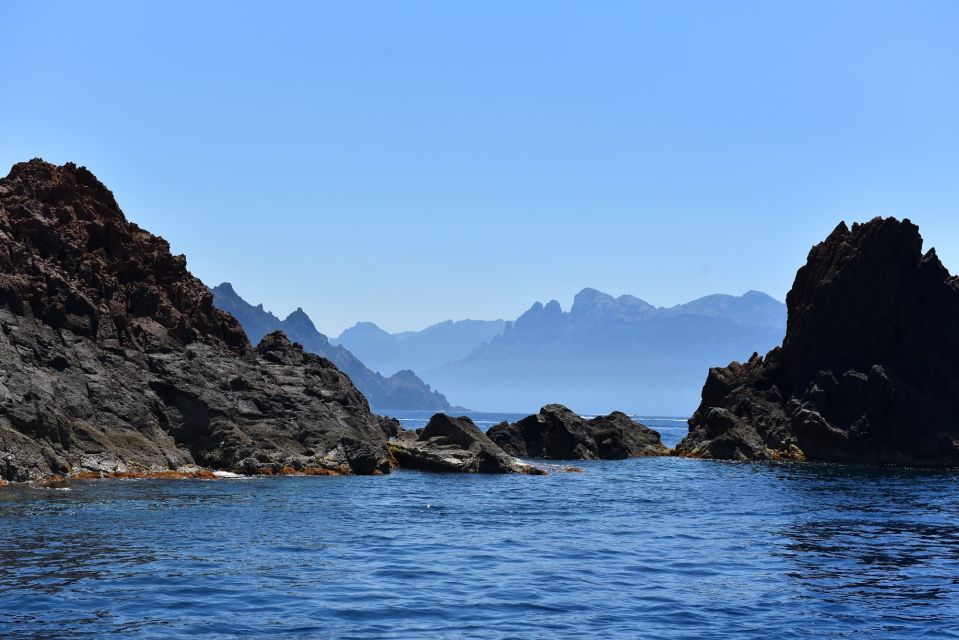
[389,413,541,473]
[0,159,390,481]
[676,217,959,466]
[487,404,667,460]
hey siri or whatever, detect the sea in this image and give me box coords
[1,411,958,639]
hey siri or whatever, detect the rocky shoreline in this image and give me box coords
[2,159,957,485]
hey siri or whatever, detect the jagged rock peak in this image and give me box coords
[677,216,959,466]
[1,158,250,352]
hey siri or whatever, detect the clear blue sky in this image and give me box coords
[3,1,957,335]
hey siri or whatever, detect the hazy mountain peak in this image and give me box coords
[335,317,508,376]
[216,282,238,296]
[666,290,786,330]
[570,287,656,324]
[211,284,450,410]
[283,307,323,340]
[421,287,787,414]
[343,321,390,336]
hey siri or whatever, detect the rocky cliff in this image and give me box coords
[0,159,390,481]
[676,217,959,466]
[211,283,451,411]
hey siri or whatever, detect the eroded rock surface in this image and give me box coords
[389,413,539,473]
[487,404,667,460]
[0,159,390,481]
[676,217,959,466]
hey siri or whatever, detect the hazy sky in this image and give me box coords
[3,1,958,335]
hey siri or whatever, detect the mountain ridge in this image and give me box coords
[417,288,786,415]
[335,317,507,375]
[212,283,451,411]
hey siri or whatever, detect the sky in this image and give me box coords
[3,1,958,335]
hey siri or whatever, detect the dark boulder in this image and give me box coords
[377,415,403,439]
[487,404,667,460]
[389,414,541,473]
[676,217,959,466]
[0,159,391,481]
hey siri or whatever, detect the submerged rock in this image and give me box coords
[0,159,390,481]
[487,404,668,460]
[389,414,541,473]
[676,217,959,466]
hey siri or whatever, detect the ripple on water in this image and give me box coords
[1,417,959,639]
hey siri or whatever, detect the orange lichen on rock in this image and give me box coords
[769,445,807,462]
[67,469,218,481]
[146,469,217,480]
[302,467,341,476]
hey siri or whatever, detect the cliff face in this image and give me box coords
[0,160,389,481]
[211,284,451,411]
[677,218,959,466]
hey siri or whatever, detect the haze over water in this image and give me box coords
[2,415,957,639]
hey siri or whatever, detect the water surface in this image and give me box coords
[2,414,958,639]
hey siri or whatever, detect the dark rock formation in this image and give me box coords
[676,217,959,466]
[487,404,668,460]
[212,283,451,411]
[0,159,391,481]
[377,415,403,439]
[389,413,541,473]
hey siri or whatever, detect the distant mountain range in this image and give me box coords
[211,284,451,411]
[217,283,785,416]
[333,319,507,375]
[339,288,787,416]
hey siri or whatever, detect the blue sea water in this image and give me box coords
[2,412,959,639]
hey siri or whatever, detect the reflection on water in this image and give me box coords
[1,416,958,639]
